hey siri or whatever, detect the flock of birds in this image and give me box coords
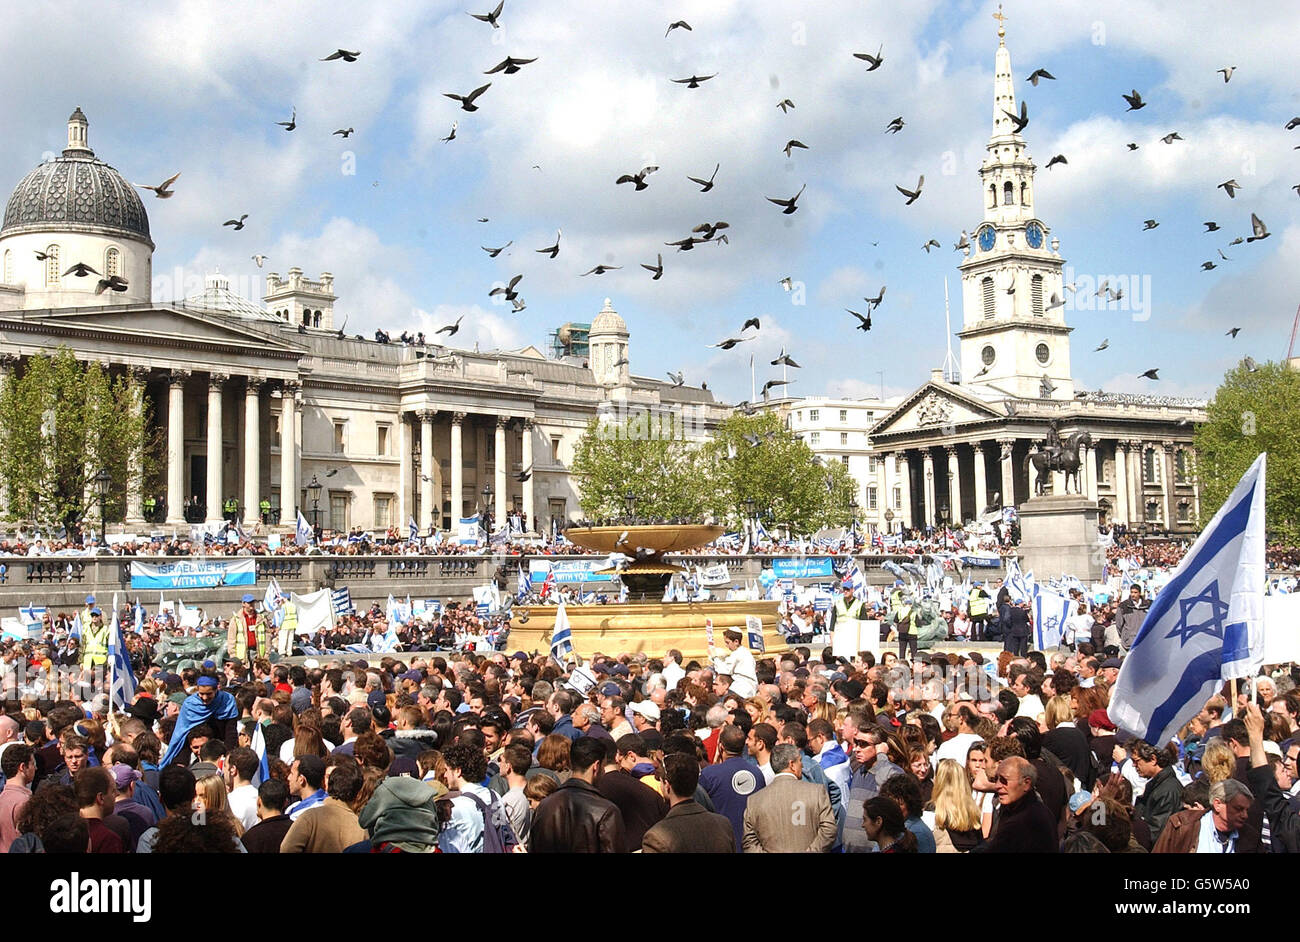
[114,5,1296,397]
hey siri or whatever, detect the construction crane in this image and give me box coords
[1288,302,1300,361]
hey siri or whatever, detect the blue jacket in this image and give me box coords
[700,755,766,849]
[552,715,582,742]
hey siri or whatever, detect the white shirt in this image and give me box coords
[935,732,983,767]
[1195,810,1237,853]
[757,761,774,785]
[441,782,492,854]
[712,645,758,698]
[1015,694,1045,720]
[662,661,686,692]
[228,782,259,831]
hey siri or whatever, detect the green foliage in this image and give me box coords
[570,416,712,520]
[1193,360,1300,542]
[0,348,157,530]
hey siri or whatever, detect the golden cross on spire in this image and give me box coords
[993,4,1007,39]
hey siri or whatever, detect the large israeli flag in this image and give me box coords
[107,593,136,713]
[295,511,314,547]
[1109,454,1266,747]
[1005,558,1035,603]
[1033,590,1074,650]
[550,602,574,663]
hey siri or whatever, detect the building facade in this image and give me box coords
[0,112,727,535]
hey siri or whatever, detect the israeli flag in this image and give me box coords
[517,565,533,600]
[1006,559,1036,603]
[21,604,48,629]
[133,599,145,634]
[295,511,314,547]
[550,602,574,663]
[754,519,771,542]
[107,593,136,713]
[69,612,82,640]
[408,515,419,542]
[1109,454,1266,748]
[1033,590,1074,650]
[375,622,401,653]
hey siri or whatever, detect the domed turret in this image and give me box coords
[588,297,630,388]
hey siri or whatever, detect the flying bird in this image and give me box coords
[1122,89,1146,110]
[1045,292,1065,311]
[885,116,905,134]
[515,465,533,483]
[665,20,691,35]
[477,217,489,223]
[1003,101,1029,133]
[320,49,360,62]
[766,183,806,214]
[1228,236,1244,246]
[666,237,698,251]
[783,139,808,157]
[484,56,537,75]
[580,265,622,276]
[853,46,884,71]
[742,432,762,448]
[1126,142,1139,150]
[33,250,51,261]
[1201,261,1217,270]
[333,128,354,138]
[953,231,970,252]
[846,309,872,331]
[1139,369,1159,380]
[1247,212,1270,242]
[223,214,249,230]
[276,108,297,131]
[974,365,990,377]
[779,277,793,291]
[1142,219,1159,230]
[923,239,941,253]
[1026,68,1056,86]
[436,315,464,336]
[687,163,719,192]
[895,176,923,205]
[59,261,96,278]
[1094,339,1109,352]
[536,230,561,258]
[1046,154,1067,169]
[640,253,664,280]
[444,83,491,112]
[441,122,458,142]
[1094,279,1110,297]
[1226,327,1240,338]
[1243,357,1258,373]
[1287,117,1300,131]
[1218,248,1232,261]
[94,275,129,294]
[251,254,268,268]
[1161,131,1183,144]
[489,274,524,300]
[511,297,527,313]
[672,74,716,88]
[761,379,792,399]
[666,371,684,387]
[692,221,729,240]
[771,350,800,368]
[1203,221,1220,231]
[777,99,795,113]
[470,1,504,27]
[134,171,181,198]
[615,165,658,190]
[712,337,751,350]
[481,242,512,257]
[1040,376,1057,396]
[742,317,760,331]
[865,286,886,310]
[613,357,629,368]
[1218,66,1235,82]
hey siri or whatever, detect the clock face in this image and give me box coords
[1025,222,1044,249]
[977,225,996,252]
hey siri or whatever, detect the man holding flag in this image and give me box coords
[550,602,574,665]
[107,594,136,714]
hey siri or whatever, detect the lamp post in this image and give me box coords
[938,503,949,530]
[623,491,637,521]
[93,469,111,544]
[307,475,322,532]
[884,508,895,535]
[482,482,493,533]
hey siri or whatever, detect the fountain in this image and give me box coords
[508,523,785,661]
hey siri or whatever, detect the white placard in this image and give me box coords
[833,619,880,661]
[1263,594,1300,665]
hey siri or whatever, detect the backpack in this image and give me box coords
[447,789,523,853]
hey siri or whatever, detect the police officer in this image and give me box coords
[142,494,157,521]
[276,595,299,656]
[832,581,870,653]
[80,594,97,632]
[259,496,271,523]
[80,607,110,669]
[892,594,919,662]
[227,593,268,661]
[967,581,992,641]
[223,495,239,522]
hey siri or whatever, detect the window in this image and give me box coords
[1176,450,1189,483]
[1003,181,1013,205]
[1177,500,1191,524]
[373,494,393,529]
[988,184,997,208]
[333,422,346,454]
[302,310,311,325]
[376,424,390,456]
[105,247,121,278]
[1020,182,1028,205]
[840,432,849,446]
[893,486,902,510]
[866,487,878,510]
[810,432,820,445]
[551,436,562,463]
[1031,274,1043,316]
[270,488,281,519]
[329,492,349,532]
[796,412,802,422]
[839,409,848,423]
[809,409,820,422]
[1143,448,1158,484]
[313,311,322,327]
[841,455,849,465]
[867,455,877,474]
[271,414,281,449]
[45,245,59,286]
[982,278,995,319]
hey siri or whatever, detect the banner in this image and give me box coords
[290,589,333,635]
[772,557,835,579]
[746,615,765,652]
[1263,593,1300,665]
[529,558,616,583]
[130,558,256,590]
[698,564,731,587]
[457,514,483,547]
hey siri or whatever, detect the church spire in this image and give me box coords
[990,7,1021,145]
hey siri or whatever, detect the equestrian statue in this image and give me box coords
[1026,421,1093,496]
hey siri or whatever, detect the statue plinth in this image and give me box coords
[1017,494,1103,582]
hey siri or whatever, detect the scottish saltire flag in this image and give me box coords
[331,587,355,617]
[295,511,313,547]
[107,593,136,713]
[1109,454,1267,748]
[550,602,574,663]
[1033,590,1074,649]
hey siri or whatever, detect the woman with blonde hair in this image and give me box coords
[1199,738,1236,784]
[923,759,983,853]
[743,698,768,726]
[194,771,245,837]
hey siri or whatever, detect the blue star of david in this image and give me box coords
[1165,580,1230,646]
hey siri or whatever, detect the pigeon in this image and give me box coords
[923,239,941,253]
[687,163,719,192]
[445,83,491,112]
[134,171,181,198]
[1126,142,1139,150]
[692,221,730,240]
[436,315,464,336]
[616,165,659,190]
[333,127,355,138]
[1286,117,1300,130]
[666,237,698,251]
[1201,261,1217,270]
[1063,282,1079,293]
[974,365,990,377]
[223,214,249,230]
[761,379,792,398]
[885,116,905,134]
[478,217,489,222]
[672,74,716,88]
[742,432,762,448]
[712,337,751,350]
[641,253,664,280]
[1026,68,1056,86]
[1094,339,1109,352]
[854,46,884,71]
[488,274,523,300]
[1094,280,1110,297]
[767,184,806,214]
[1139,369,1160,380]
[320,49,360,62]
[276,108,297,131]
[94,275,129,294]
[865,286,886,310]
[1247,213,1270,242]
[580,265,622,276]
[1228,237,1244,246]
[846,309,872,331]
[666,371,684,387]
[613,357,629,368]
[953,231,970,251]
[1108,286,1125,302]
[1122,89,1146,110]
[251,254,268,268]
[536,230,562,258]
[783,139,808,157]
[779,276,793,291]
[1142,219,1159,230]
[1040,376,1057,396]
[1046,154,1067,169]
[1003,100,1029,133]
[777,99,795,113]
[1161,132,1183,144]
[1226,327,1240,338]
[1218,248,1232,261]
[721,442,739,461]
[895,176,923,205]
[484,56,537,75]
[665,20,691,35]
[1243,357,1258,372]
[481,241,512,257]
[1293,184,1300,197]
[441,122,458,143]
[1203,221,1220,231]
[1045,292,1065,311]
[470,1,504,27]
[33,250,50,261]
[511,297,527,313]
[742,318,760,331]
[771,349,800,368]
[1006,282,1016,295]
[1004,401,1018,416]
[1218,67,1235,82]
[515,465,533,482]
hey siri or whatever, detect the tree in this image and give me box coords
[0,348,157,531]
[1193,360,1300,543]
[570,416,712,520]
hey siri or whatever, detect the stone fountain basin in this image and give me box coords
[563,524,724,555]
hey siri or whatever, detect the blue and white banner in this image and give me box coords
[1005,558,1035,603]
[129,558,256,590]
[295,511,314,547]
[457,514,484,546]
[772,557,835,579]
[1109,454,1267,747]
[746,614,766,653]
[550,602,574,663]
[331,587,356,618]
[529,558,616,583]
[1033,590,1074,650]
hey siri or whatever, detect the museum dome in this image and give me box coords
[589,297,627,336]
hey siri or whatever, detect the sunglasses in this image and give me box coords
[853,739,876,748]
[993,775,1017,785]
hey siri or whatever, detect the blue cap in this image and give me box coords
[202,659,215,669]
[196,675,219,688]
[85,595,96,605]
[89,607,102,616]
[241,593,255,603]
[1068,790,1093,814]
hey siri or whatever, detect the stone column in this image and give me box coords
[898,453,913,530]
[418,410,436,530]
[495,417,508,528]
[1161,440,1176,531]
[876,451,890,531]
[1084,441,1099,502]
[126,366,148,526]
[521,420,535,533]
[1128,440,1145,527]
[450,412,466,523]
[998,439,1015,509]
[922,449,936,528]
[204,373,227,523]
[1113,441,1129,525]
[165,370,188,525]
[242,378,263,527]
[0,356,14,519]
[397,414,411,528]
[972,443,987,517]
[946,446,962,525]
[1190,448,1201,526]
[278,381,299,525]
[1027,446,1039,497]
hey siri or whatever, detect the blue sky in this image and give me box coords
[2,0,1297,404]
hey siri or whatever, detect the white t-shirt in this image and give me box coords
[228,783,259,831]
[935,732,983,767]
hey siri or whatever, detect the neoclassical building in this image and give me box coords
[0,110,726,534]
[867,22,1206,535]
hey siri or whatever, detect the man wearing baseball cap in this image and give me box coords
[159,674,240,769]
[227,593,268,662]
[80,607,110,670]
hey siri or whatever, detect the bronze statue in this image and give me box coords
[1027,428,1093,495]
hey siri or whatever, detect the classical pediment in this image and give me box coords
[870,381,1006,438]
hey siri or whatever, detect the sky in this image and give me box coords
[2,0,1297,405]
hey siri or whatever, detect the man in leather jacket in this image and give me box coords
[530,737,626,852]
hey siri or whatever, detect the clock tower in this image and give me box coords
[957,10,1073,400]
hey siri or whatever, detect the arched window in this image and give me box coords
[301,309,310,325]
[45,245,60,286]
[981,277,995,319]
[1020,182,1028,205]
[1031,274,1044,316]
[105,247,121,278]
[2,250,11,284]
[988,184,997,208]
[1003,181,1013,205]
[313,311,322,327]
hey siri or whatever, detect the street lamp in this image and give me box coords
[307,475,322,531]
[93,469,111,544]
[938,503,949,528]
[743,496,756,536]
[482,482,493,531]
[623,491,637,520]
